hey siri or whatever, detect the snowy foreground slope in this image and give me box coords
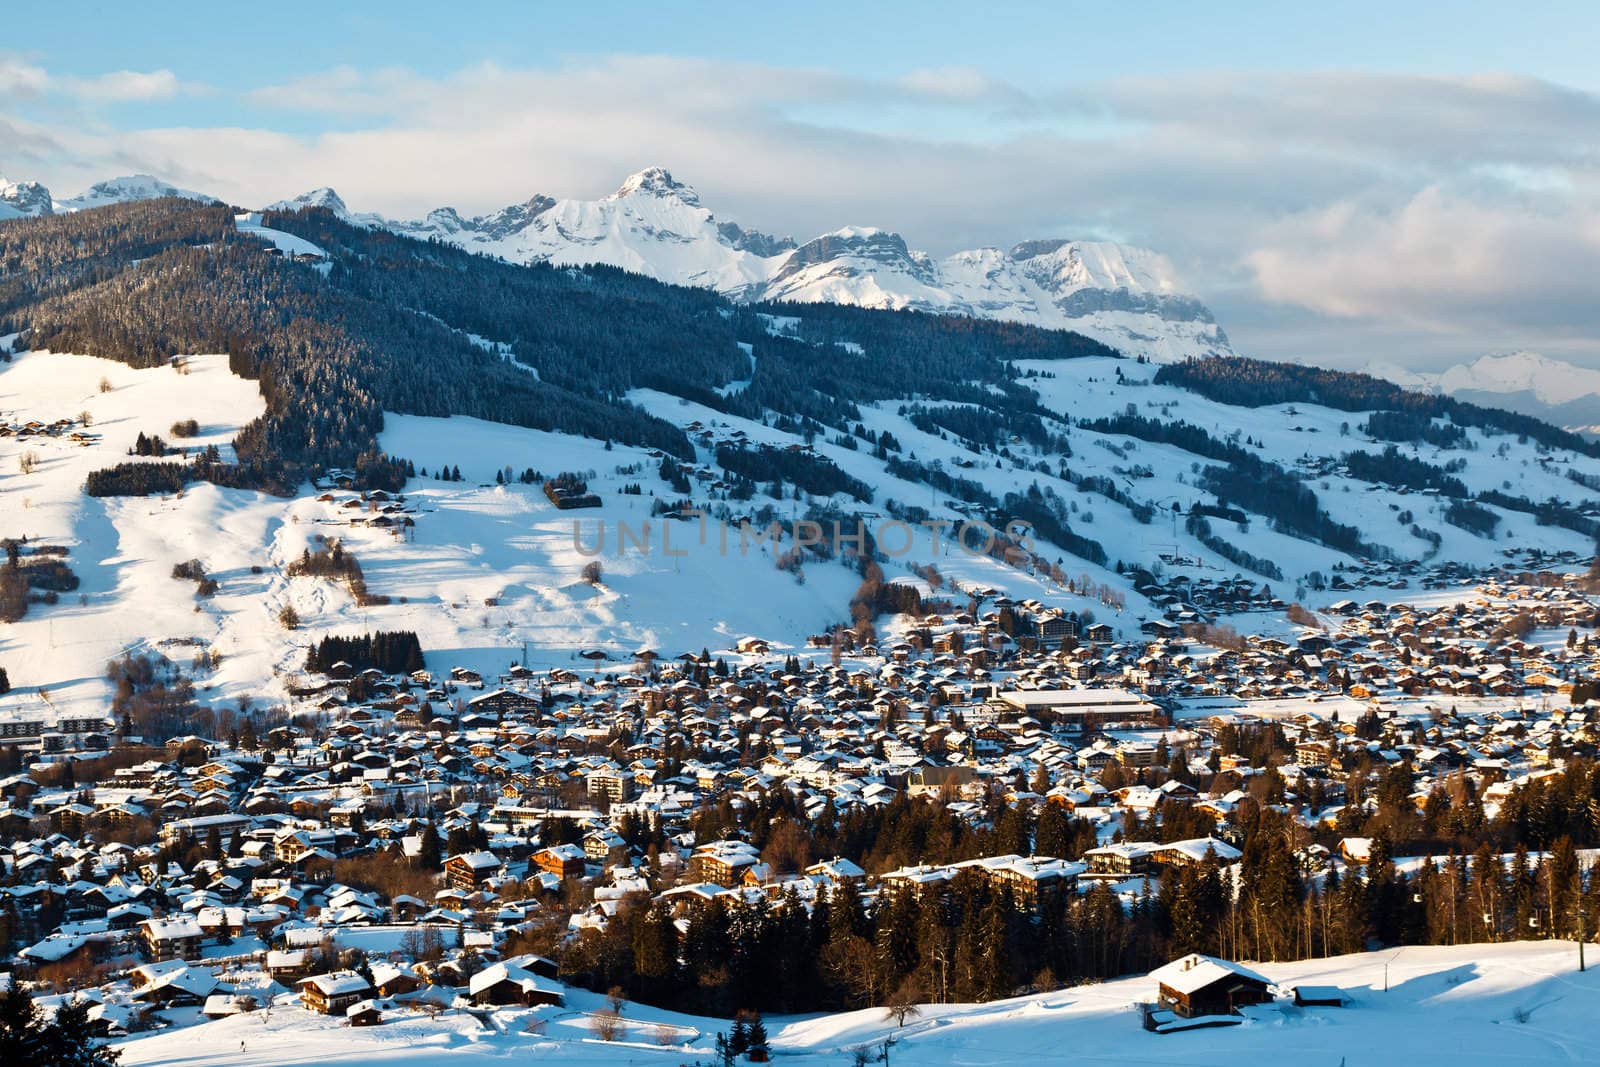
[110,941,1600,1067]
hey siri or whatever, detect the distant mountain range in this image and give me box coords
[10,169,1600,417]
[2,167,1233,363]
[1363,350,1600,435]
[1,173,211,217]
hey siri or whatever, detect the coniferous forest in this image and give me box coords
[544,755,1600,1016]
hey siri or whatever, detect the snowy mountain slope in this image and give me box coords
[5,327,1600,727]
[382,167,786,294]
[0,350,269,722]
[3,173,216,217]
[1436,350,1600,404]
[55,174,216,212]
[1,175,54,218]
[264,187,386,228]
[1363,350,1600,434]
[272,167,1232,362]
[107,941,1600,1067]
[232,212,330,260]
[6,197,1600,729]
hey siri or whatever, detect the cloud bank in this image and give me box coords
[4,53,1599,371]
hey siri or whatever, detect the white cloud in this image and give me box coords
[248,65,428,115]
[0,52,201,104]
[65,68,187,102]
[8,57,1600,368]
[1248,187,1600,335]
[0,55,49,96]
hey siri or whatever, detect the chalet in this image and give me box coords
[690,840,761,887]
[1151,954,1274,1018]
[1035,614,1079,645]
[979,855,1082,902]
[140,916,203,961]
[444,850,504,891]
[129,961,218,1007]
[201,994,257,1019]
[468,961,564,1007]
[805,857,867,885]
[1151,838,1242,870]
[299,972,375,1015]
[1292,985,1346,1007]
[266,949,312,981]
[532,843,588,881]
[1082,841,1155,879]
[369,961,421,997]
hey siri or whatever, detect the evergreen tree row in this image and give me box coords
[305,631,425,674]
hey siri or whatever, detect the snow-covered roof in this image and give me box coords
[1150,954,1272,996]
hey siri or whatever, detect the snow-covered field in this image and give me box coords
[110,941,1600,1067]
[0,350,273,719]
[4,339,1596,726]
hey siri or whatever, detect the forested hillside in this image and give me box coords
[0,199,1114,494]
[5,197,1600,584]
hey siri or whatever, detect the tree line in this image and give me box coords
[305,631,425,675]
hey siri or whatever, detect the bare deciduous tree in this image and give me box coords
[590,1009,623,1041]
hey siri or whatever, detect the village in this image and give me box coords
[1,557,1598,1046]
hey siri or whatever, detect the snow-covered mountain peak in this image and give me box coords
[607,166,699,205]
[269,187,350,215]
[1437,350,1600,405]
[58,174,213,212]
[5,166,1236,363]
[1356,350,1600,437]
[1010,239,1180,296]
[0,175,54,218]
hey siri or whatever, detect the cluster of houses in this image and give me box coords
[1135,551,1583,629]
[0,414,96,445]
[305,485,418,533]
[0,566,1597,1034]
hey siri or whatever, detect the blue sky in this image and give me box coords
[5,2,1600,370]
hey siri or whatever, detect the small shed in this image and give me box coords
[1292,985,1346,1007]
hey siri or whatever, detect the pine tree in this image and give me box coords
[632,900,679,992]
[417,823,442,871]
[1035,803,1070,858]
[0,988,121,1066]
[745,1013,769,1059]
